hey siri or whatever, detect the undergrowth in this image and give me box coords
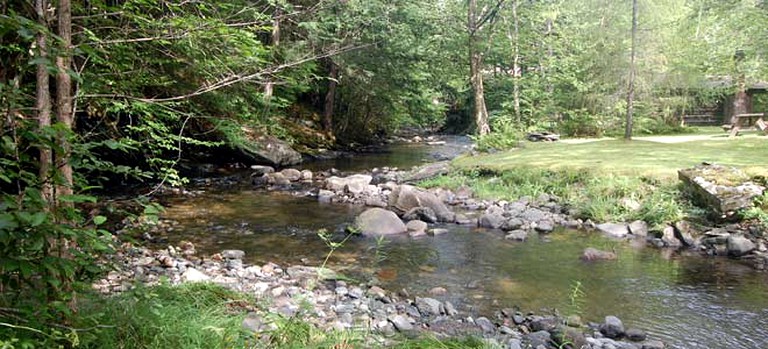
[1,281,497,349]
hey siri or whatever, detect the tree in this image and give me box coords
[56,0,74,199]
[467,0,506,135]
[625,0,638,140]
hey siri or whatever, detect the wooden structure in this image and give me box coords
[723,112,768,138]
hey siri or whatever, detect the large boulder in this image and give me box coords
[727,235,756,257]
[388,185,454,222]
[354,208,407,236]
[236,134,302,166]
[479,206,506,229]
[678,164,764,217]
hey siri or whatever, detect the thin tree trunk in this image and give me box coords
[56,0,74,198]
[264,11,280,101]
[625,0,638,140]
[323,61,338,134]
[511,0,521,122]
[36,0,53,202]
[469,0,490,136]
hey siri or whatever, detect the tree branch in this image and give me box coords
[82,43,370,103]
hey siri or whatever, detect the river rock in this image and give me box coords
[267,172,291,186]
[354,208,407,236]
[236,134,302,166]
[389,185,455,222]
[727,235,756,257]
[582,247,617,261]
[674,221,697,246]
[300,170,313,181]
[626,328,647,342]
[641,340,665,349]
[526,330,552,348]
[388,314,414,332]
[552,325,587,349]
[250,165,275,176]
[600,315,625,339]
[535,219,555,233]
[415,297,443,316]
[479,206,506,229]
[597,223,629,238]
[318,189,334,203]
[181,268,210,282]
[428,228,449,236]
[406,220,428,237]
[222,249,245,259]
[325,174,373,193]
[501,217,524,231]
[661,225,683,247]
[280,168,302,182]
[474,316,495,333]
[403,207,438,223]
[629,220,649,237]
[505,230,528,241]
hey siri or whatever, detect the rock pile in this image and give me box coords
[94,243,666,349]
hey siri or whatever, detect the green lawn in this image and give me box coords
[455,137,768,178]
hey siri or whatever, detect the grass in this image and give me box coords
[454,137,768,179]
[423,135,767,227]
[1,282,498,349]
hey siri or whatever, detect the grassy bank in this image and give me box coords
[0,283,491,349]
[423,137,767,227]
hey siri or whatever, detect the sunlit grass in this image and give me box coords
[454,137,768,178]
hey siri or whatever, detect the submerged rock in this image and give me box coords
[581,247,617,261]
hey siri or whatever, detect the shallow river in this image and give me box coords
[161,139,768,349]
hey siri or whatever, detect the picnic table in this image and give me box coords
[723,113,768,138]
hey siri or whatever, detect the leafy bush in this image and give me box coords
[558,109,609,138]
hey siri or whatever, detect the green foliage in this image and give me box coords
[74,283,255,349]
[389,335,489,349]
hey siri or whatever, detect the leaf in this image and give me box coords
[59,194,97,203]
[0,214,17,230]
[93,215,107,226]
[30,212,47,227]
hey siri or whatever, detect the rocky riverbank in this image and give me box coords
[246,160,768,271]
[93,241,666,349]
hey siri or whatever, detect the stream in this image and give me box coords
[160,138,768,349]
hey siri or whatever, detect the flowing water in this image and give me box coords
[160,139,768,349]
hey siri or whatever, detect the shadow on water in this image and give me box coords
[159,139,768,349]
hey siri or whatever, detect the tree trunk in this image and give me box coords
[56,0,74,198]
[323,60,338,134]
[35,0,53,202]
[730,88,749,125]
[264,11,280,101]
[511,0,521,123]
[624,0,638,140]
[468,0,490,136]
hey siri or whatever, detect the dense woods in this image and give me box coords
[1,0,767,347]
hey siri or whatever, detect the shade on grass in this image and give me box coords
[454,138,768,178]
